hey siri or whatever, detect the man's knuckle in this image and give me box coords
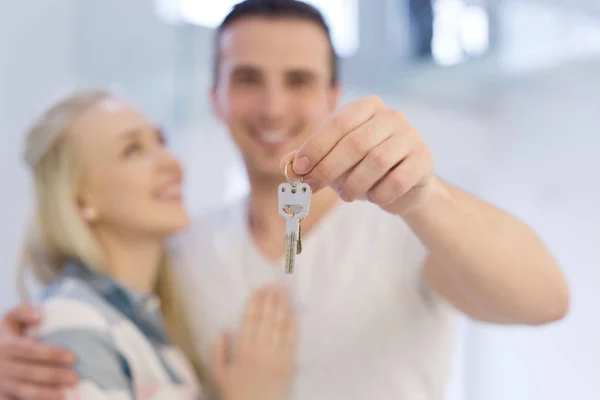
[313,162,334,183]
[345,134,368,158]
[387,108,406,122]
[365,95,385,108]
[368,189,389,206]
[370,149,392,170]
[422,147,435,171]
[341,181,362,200]
[331,113,354,135]
[389,174,410,195]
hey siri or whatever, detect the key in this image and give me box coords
[297,221,302,254]
[284,217,299,274]
[282,204,303,267]
[278,181,312,274]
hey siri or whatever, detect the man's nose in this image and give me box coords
[258,82,290,120]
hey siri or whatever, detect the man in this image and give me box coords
[0,1,569,399]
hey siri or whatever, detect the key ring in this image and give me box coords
[285,160,303,187]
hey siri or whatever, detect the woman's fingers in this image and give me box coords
[238,286,296,357]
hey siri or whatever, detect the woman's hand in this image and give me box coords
[211,286,297,400]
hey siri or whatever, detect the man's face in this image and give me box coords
[211,17,340,180]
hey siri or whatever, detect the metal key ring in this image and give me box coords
[285,160,303,187]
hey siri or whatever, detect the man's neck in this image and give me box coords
[246,176,340,261]
[93,227,164,294]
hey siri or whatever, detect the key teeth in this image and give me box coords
[297,223,302,254]
[285,231,296,274]
[285,256,295,274]
[285,263,294,274]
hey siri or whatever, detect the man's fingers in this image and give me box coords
[4,304,43,326]
[366,153,426,207]
[2,337,75,365]
[341,131,413,201]
[0,304,43,335]
[1,357,77,387]
[0,379,65,400]
[302,111,397,191]
[293,96,387,176]
[279,151,300,180]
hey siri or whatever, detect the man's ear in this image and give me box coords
[210,85,225,122]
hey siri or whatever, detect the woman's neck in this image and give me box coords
[93,227,164,294]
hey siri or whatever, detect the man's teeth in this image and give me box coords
[259,131,288,143]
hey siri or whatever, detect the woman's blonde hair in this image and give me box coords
[19,88,210,389]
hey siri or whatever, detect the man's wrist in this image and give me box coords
[400,176,455,227]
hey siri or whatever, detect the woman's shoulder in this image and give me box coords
[34,276,117,337]
[33,278,137,394]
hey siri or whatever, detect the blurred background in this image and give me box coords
[1,0,598,398]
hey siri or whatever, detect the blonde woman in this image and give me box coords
[13,89,297,400]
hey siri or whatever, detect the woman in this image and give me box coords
[18,89,297,399]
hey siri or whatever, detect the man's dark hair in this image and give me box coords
[213,0,339,87]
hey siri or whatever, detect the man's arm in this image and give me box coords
[0,303,77,400]
[403,177,570,325]
[279,95,569,325]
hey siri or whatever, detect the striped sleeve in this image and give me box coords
[34,297,134,399]
[35,296,205,399]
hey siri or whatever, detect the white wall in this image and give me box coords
[461,59,600,400]
[0,0,78,306]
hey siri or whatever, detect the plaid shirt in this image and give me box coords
[32,260,202,399]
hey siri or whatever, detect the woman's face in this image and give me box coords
[67,98,189,238]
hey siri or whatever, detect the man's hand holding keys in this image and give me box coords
[280,95,440,217]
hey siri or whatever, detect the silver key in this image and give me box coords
[284,216,299,274]
[278,181,312,274]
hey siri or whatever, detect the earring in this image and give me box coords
[82,207,96,221]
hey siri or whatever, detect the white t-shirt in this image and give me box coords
[171,198,456,400]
